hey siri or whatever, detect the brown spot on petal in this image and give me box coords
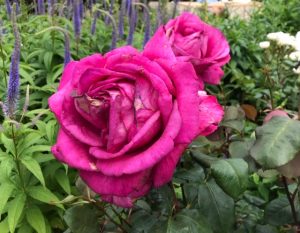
[139,66,145,74]
[90,100,102,107]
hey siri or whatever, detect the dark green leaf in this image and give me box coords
[251,117,300,168]
[197,179,235,233]
[211,158,248,199]
[264,196,296,226]
[169,209,213,233]
[148,185,173,215]
[130,210,158,233]
[174,165,205,183]
[63,205,100,233]
[149,209,213,233]
[229,139,254,158]
[190,150,218,167]
[255,224,279,233]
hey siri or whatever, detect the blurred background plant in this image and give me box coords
[1,0,300,232]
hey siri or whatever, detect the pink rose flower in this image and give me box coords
[49,46,223,207]
[146,12,230,85]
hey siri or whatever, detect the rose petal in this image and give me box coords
[198,93,224,136]
[153,144,186,187]
[58,61,78,90]
[107,95,128,152]
[60,95,103,146]
[104,45,140,58]
[78,68,135,95]
[143,26,177,62]
[90,111,161,159]
[156,59,203,143]
[49,63,77,119]
[52,129,97,171]
[101,195,134,208]
[79,169,151,197]
[95,101,181,176]
[199,65,224,85]
[164,12,231,84]
[71,54,105,88]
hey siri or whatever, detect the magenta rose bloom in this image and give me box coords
[148,12,230,85]
[49,46,223,207]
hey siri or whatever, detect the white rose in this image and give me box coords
[293,66,300,74]
[289,51,300,61]
[259,41,270,49]
[294,31,300,51]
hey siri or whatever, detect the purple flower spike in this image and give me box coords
[37,0,45,14]
[125,0,131,16]
[5,0,11,18]
[127,4,136,45]
[91,11,100,35]
[79,0,84,19]
[103,0,109,24]
[48,0,54,16]
[5,5,21,118]
[88,0,93,14]
[107,0,115,24]
[67,0,72,7]
[73,0,81,42]
[154,2,162,32]
[143,7,150,47]
[64,33,71,67]
[118,0,125,38]
[13,0,20,15]
[111,25,117,50]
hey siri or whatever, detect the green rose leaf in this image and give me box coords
[63,205,100,233]
[211,158,249,199]
[197,179,235,233]
[251,116,300,168]
[148,209,213,233]
[264,196,298,226]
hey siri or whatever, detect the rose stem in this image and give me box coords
[282,176,299,227]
